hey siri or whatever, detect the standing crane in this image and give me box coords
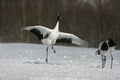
[96,38,116,68]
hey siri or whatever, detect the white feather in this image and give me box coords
[58,32,88,46]
[23,25,51,34]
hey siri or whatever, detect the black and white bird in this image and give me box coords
[22,14,88,63]
[95,38,116,68]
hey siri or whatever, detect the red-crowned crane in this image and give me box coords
[96,38,116,68]
[22,14,88,63]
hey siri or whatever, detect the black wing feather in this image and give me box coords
[30,28,43,40]
[108,39,116,47]
[56,38,72,43]
[101,42,108,51]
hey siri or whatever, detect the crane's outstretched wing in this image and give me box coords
[22,26,51,40]
[56,32,88,47]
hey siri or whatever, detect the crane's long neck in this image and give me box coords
[54,21,59,31]
[54,13,60,31]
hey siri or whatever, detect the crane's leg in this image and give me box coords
[51,45,56,53]
[110,52,113,69]
[101,55,106,68]
[45,46,49,63]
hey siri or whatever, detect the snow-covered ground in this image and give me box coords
[0,43,120,80]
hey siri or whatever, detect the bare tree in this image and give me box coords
[0,0,120,48]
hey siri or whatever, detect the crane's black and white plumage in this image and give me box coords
[96,38,116,68]
[22,14,88,63]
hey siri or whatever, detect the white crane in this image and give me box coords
[22,14,88,63]
[95,38,116,68]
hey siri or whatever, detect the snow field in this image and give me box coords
[0,43,120,80]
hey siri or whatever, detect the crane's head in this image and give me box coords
[95,50,100,55]
[57,13,61,21]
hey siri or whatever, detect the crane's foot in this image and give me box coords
[45,58,48,63]
[54,50,56,53]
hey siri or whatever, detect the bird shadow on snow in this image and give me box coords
[22,60,101,68]
[22,61,64,65]
[90,65,101,68]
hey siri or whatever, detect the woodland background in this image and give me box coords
[0,0,120,48]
